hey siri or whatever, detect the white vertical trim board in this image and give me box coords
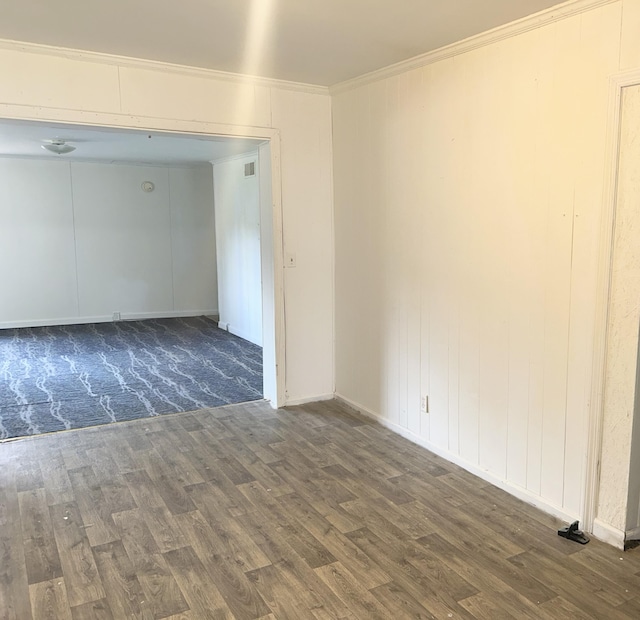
[335,394,579,526]
[586,67,640,534]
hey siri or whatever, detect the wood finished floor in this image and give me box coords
[1,399,639,620]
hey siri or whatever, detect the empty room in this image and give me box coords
[0,121,267,440]
[2,0,640,619]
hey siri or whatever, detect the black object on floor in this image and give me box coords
[558,521,590,544]
[0,316,263,439]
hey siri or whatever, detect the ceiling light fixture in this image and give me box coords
[41,139,76,155]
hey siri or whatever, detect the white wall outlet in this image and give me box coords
[112,312,121,321]
[421,395,429,413]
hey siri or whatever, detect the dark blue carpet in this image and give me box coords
[0,316,263,439]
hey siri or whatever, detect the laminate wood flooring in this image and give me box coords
[1,399,639,619]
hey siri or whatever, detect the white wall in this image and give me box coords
[0,159,78,324]
[0,158,216,327]
[333,1,626,525]
[170,166,219,315]
[0,43,334,404]
[213,153,262,346]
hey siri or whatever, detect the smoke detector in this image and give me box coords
[42,139,76,155]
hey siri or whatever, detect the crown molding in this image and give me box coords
[330,0,619,95]
[0,38,330,96]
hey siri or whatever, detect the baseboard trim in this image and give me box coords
[335,393,579,526]
[284,393,334,407]
[625,526,640,542]
[223,323,261,347]
[592,518,626,549]
[0,310,218,330]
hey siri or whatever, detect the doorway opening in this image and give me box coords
[0,118,282,439]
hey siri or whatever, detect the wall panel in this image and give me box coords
[213,153,262,346]
[333,2,623,521]
[0,49,121,112]
[119,67,271,128]
[170,166,217,314]
[0,159,217,328]
[271,88,334,401]
[73,163,174,317]
[0,159,78,324]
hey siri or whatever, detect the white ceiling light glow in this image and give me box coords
[42,139,76,155]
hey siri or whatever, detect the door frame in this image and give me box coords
[0,103,287,408]
[585,67,640,536]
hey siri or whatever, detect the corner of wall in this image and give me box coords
[592,518,626,549]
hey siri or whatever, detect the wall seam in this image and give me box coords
[68,162,82,318]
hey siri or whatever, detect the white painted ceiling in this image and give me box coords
[0,120,261,165]
[1,0,566,86]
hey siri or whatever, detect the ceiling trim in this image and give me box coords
[0,38,330,96]
[330,0,619,95]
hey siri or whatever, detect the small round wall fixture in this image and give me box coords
[42,139,76,155]
[141,181,155,193]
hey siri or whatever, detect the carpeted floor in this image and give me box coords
[0,316,263,439]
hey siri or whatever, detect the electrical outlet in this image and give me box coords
[112,312,121,321]
[421,395,429,413]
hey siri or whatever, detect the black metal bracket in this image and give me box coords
[558,520,590,545]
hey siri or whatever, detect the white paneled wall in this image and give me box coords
[0,159,79,324]
[170,167,219,314]
[272,88,335,402]
[333,2,622,521]
[213,153,263,346]
[0,159,216,328]
[73,163,175,317]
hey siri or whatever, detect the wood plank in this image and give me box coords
[345,527,476,619]
[237,481,337,569]
[66,467,118,548]
[245,564,319,620]
[458,591,515,620]
[237,507,353,619]
[314,561,392,619]
[48,502,104,608]
[185,483,271,571]
[91,540,153,619]
[19,489,62,584]
[508,551,634,616]
[369,581,437,619]
[122,470,189,553]
[69,599,114,620]
[29,579,72,620]
[163,545,236,620]
[173,511,271,618]
[0,484,33,620]
[111,509,189,619]
[277,493,391,590]
[40,448,74,506]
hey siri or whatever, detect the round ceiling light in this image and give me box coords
[42,139,76,155]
